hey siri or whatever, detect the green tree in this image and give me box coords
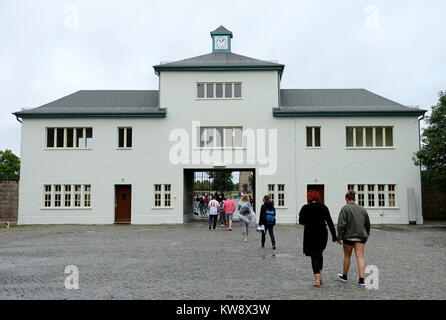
[413,91,446,193]
[208,171,234,194]
[0,149,20,179]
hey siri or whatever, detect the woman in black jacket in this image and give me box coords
[298,190,337,287]
[259,195,276,249]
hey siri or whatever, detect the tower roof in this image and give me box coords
[210,25,233,38]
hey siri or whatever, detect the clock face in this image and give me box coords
[214,36,228,50]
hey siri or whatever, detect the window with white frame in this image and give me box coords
[74,185,81,207]
[54,185,62,207]
[64,185,71,207]
[84,185,91,207]
[367,184,375,207]
[197,82,242,99]
[278,184,285,207]
[164,184,172,207]
[268,184,275,206]
[46,128,93,149]
[357,184,365,206]
[348,184,397,207]
[197,127,243,148]
[154,184,172,208]
[306,127,321,147]
[118,127,132,148]
[268,184,285,207]
[388,184,396,207]
[44,185,52,207]
[42,184,91,208]
[378,184,385,207]
[154,184,162,207]
[346,126,393,148]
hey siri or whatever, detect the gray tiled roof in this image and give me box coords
[275,89,426,115]
[153,52,284,72]
[14,90,165,117]
[210,26,233,37]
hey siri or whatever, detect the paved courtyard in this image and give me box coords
[0,222,445,300]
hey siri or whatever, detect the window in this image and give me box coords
[215,83,223,98]
[277,184,285,207]
[64,185,71,207]
[367,184,375,207]
[225,83,232,98]
[74,185,81,207]
[164,184,172,207]
[197,127,243,148]
[206,83,214,98]
[234,83,242,98]
[84,185,91,207]
[349,184,397,207]
[44,185,52,207]
[154,184,162,207]
[197,82,242,99]
[268,184,275,206]
[388,184,396,207]
[118,127,132,148]
[154,184,172,208]
[378,184,385,207]
[197,84,205,98]
[46,128,93,149]
[357,185,365,206]
[346,127,393,148]
[306,127,321,147]
[268,184,285,208]
[42,184,91,208]
[54,185,62,207]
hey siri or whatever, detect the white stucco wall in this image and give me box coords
[17,69,423,225]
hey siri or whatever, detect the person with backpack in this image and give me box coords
[298,189,337,288]
[259,195,276,250]
[237,195,254,242]
[337,189,371,286]
[207,195,220,230]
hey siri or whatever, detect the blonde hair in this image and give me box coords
[345,189,356,201]
[241,195,249,202]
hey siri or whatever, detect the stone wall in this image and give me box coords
[0,179,19,223]
[422,181,446,220]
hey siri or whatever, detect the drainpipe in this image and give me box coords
[417,114,425,224]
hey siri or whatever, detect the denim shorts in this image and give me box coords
[225,214,233,221]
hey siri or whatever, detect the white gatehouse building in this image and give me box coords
[14,26,426,225]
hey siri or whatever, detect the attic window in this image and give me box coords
[197,82,242,99]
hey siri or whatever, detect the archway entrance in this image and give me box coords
[183,168,255,223]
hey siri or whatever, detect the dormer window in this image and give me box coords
[197,82,242,99]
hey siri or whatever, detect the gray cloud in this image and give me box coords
[1,0,445,155]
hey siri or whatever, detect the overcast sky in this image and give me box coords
[1,0,445,156]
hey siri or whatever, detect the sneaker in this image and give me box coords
[244,238,248,242]
[358,278,365,286]
[337,274,347,282]
[272,245,276,250]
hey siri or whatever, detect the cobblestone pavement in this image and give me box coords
[0,222,445,300]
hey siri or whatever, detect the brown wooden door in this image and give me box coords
[307,184,325,203]
[115,185,131,223]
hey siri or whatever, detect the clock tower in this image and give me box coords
[210,26,233,52]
